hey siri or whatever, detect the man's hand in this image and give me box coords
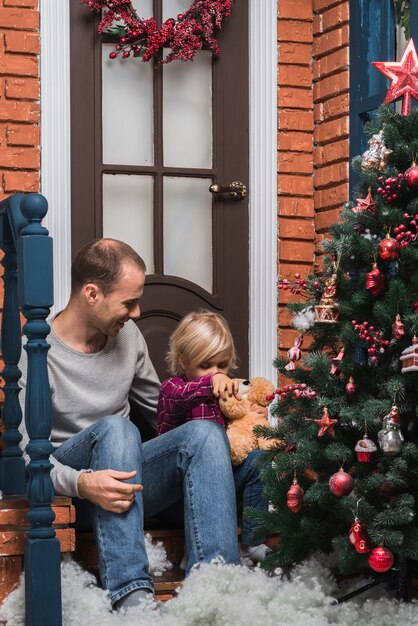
[77,469,143,513]
[212,373,243,400]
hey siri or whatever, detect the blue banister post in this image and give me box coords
[17,193,62,626]
[0,215,26,495]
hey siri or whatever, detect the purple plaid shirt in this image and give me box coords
[156,374,225,436]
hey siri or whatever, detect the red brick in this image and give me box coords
[279,217,315,240]
[314,116,349,144]
[279,42,312,65]
[278,20,313,44]
[0,100,39,123]
[314,182,349,210]
[278,151,313,174]
[314,139,349,166]
[278,1,313,21]
[279,87,313,110]
[6,123,38,146]
[0,54,38,78]
[5,77,39,100]
[4,32,40,54]
[0,8,38,29]
[0,146,39,169]
[279,109,314,132]
[315,207,342,232]
[313,46,349,80]
[313,25,349,58]
[279,196,314,217]
[278,174,313,196]
[3,170,39,192]
[313,70,349,101]
[278,64,313,89]
[322,2,349,32]
[314,92,349,122]
[313,0,342,11]
[314,161,348,188]
[278,331,314,353]
[4,0,38,7]
[278,130,313,152]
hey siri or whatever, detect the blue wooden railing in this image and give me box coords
[0,193,62,625]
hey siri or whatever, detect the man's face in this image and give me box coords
[92,262,145,337]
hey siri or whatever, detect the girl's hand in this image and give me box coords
[212,373,243,400]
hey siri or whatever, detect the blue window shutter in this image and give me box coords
[349,0,395,191]
[411,2,418,54]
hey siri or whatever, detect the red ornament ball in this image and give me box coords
[378,235,400,261]
[405,163,418,190]
[368,546,394,573]
[329,469,354,497]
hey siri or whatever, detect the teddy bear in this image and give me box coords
[219,377,276,466]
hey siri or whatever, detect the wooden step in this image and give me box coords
[74,526,186,596]
[0,496,75,605]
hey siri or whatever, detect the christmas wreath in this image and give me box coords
[83,0,235,64]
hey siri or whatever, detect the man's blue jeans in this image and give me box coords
[53,416,246,606]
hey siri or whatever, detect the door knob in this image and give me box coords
[209,180,247,201]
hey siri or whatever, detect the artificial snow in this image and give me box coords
[1,542,417,626]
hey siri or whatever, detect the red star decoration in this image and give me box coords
[373,38,418,116]
[352,188,376,215]
[314,407,337,437]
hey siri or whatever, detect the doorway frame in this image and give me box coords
[39,0,278,381]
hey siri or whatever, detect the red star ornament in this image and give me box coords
[314,407,337,437]
[373,39,418,116]
[353,188,376,215]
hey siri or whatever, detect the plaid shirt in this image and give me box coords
[156,374,225,436]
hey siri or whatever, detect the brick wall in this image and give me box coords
[277,0,350,361]
[0,0,40,401]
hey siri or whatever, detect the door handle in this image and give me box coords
[209,180,247,201]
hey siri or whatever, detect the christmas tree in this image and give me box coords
[251,56,418,577]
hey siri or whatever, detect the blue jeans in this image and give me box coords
[53,416,241,605]
[233,450,268,545]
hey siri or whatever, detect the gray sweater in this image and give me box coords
[18,319,160,497]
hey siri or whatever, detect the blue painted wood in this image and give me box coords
[0,216,26,495]
[349,0,395,190]
[4,193,62,626]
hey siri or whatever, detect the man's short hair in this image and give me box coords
[71,239,146,296]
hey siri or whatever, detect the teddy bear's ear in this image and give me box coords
[239,380,251,396]
[247,377,275,406]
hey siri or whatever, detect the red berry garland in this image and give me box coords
[83,0,235,64]
[351,320,389,362]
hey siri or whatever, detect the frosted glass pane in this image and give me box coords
[163,0,192,20]
[102,44,154,165]
[103,174,154,273]
[104,0,153,27]
[163,51,212,168]
[131,0,153,17]
[164,177,212,292]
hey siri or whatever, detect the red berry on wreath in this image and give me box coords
[368,546,394,573]
[405,162,418,190]
[329,468,353,497]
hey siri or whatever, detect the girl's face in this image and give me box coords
[181,349,232,381]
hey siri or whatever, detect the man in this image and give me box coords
[19,238,241,611]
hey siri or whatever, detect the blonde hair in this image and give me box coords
[166,309,237,376]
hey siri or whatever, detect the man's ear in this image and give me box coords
[84,283,101,305]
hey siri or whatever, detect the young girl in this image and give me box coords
[157,309,270,566]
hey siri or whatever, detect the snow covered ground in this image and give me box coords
[1,536,417,626]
